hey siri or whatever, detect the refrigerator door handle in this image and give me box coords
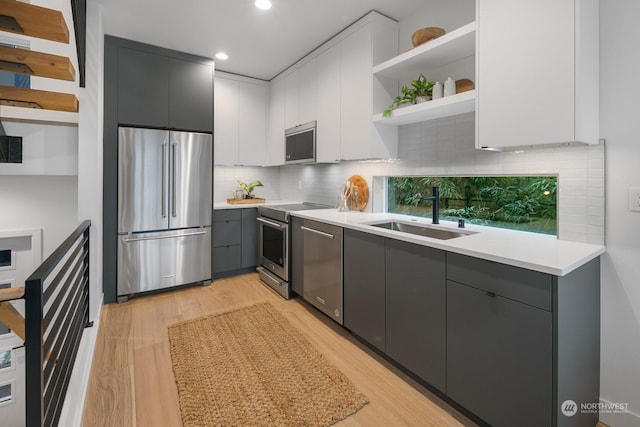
[122,230,207,243]
[161,143,167,218]
[172,143,177,218]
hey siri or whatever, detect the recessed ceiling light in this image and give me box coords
[215,52,229,60]
[255,0,272,10]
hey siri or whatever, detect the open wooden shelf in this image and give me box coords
[0,0,70,43]
[0,85,78,112]
[0,45,75,81]
[373,90,476,126]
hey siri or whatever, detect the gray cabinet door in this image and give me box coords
[385,239,446,392]
[170,58,213,132]
[290,216,304,296]
[447,280,552,427]
[343,229,385,352]
[118,47,169,127]
[212,220,241,247]
[241,208,258,268]
[213,245,241,274]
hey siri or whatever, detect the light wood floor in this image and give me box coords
[82,273,477,427]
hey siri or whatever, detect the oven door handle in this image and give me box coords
[257,217,288,229]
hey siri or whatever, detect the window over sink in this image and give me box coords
[386,175,557,236]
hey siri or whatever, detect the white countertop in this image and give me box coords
[290,209,605,277]
[213,200,301,210]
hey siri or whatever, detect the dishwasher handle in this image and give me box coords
[301,226,335,240]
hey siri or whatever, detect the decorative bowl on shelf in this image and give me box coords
[411,27,446,47]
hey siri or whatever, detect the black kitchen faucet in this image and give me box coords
[419,186,440,224]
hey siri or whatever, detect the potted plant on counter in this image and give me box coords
[237,179,263,199]
[383,73,434,117]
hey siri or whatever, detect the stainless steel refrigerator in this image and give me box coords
[116,127,212,301]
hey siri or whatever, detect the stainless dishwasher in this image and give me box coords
[301,219,343,325]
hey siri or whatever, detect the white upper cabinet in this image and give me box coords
[266,77,285,166]
[340,15,398,161]
[238,82,267,166]
[283,58,318,129]
[284,70,300,129]
[476,0,599,149]
[316,43,341,163]
[214,76,239,166]
[297,59,318,125]
[214,72,268,166]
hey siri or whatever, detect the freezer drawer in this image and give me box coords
[117,227,211,298]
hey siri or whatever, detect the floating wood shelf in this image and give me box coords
[0,0,70,43]
[0,45,75,81]
[0,85,78,112]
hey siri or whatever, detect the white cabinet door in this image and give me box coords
[297,58,317,125]
[238,82,267,166]
[340,25,373,161]
[476,0,598,148]
[316,43,341,163]
[214,77,239,165]
[267,77,285,166]
[284,70,299,129]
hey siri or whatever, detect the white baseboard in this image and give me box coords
[57,294,103,427]
[599,398,640,427]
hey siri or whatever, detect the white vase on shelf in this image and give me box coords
[444,77,456,97]
[432,81,443,99]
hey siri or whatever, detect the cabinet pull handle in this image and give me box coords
[486,291,496,298]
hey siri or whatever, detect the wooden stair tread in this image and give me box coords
[0,286,24,302]
[0,301,25,341]
[0,0,69,43]
[0,45,75,81]
[0,85,78,112]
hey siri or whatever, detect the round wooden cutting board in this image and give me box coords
[347,175,369,211]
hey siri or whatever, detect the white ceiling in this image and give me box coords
[98,0,428,81]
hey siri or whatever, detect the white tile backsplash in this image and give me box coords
[213,166,280,202]
[217,112,605,244]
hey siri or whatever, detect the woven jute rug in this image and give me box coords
[168,302,368,427]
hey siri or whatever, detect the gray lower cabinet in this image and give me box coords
[446,252,600,427]
[385,239,446,393]
[447,279,552,427]
[213,208,258,276]
[241,208,258,268]
[343,229,385,352]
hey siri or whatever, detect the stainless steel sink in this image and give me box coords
[366,220,476,240]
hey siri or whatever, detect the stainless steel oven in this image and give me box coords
[256,203,332,299]
[257,216,288,283]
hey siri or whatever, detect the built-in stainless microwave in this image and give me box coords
[285,121,316,164]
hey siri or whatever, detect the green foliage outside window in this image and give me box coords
[387,176,557,235]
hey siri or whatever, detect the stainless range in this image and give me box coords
[256,202,331,299]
